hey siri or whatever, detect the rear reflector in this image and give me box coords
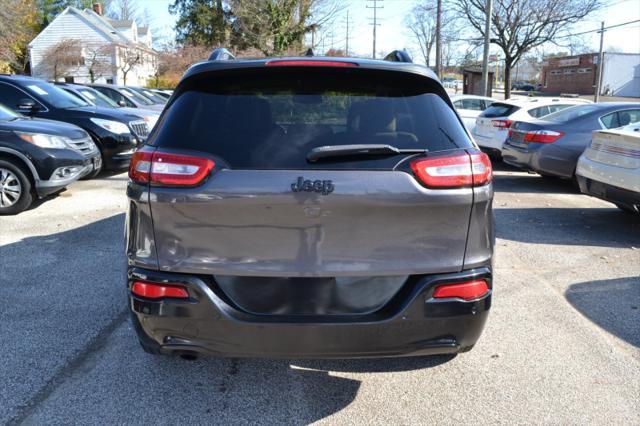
[432,279,489,301]
[410,152,492,188]
[265,60,358,67]
[131,281,189,299]
[129,150,215,187]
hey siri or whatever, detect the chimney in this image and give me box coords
[92,2,103,15]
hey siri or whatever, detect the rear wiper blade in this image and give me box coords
[307,144,427,162]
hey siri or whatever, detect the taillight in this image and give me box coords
[410,152,492,188]
[523,130,564,143]
[131,280,189,299]
[491,119,512,129]
[265,60,358,67]
[129,149,215,187]
[432,279,489,301]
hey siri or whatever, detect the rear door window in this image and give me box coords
[528,106,550,118]
[600,112,620,129]
[480,103,519,118]
[461,98,485,111]
[152,69,472,169]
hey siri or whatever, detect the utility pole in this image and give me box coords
[435,0,442,77]
[595,21,605,102]
[345,10,350,55]
[480,0,493,96]
[366,0,383,59]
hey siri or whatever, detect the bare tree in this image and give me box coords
[453,0,602,98]
[116,46,142,85]
[108,0,140,22]
[40,39,84,81]
[405,4,437,67]
[85,43,115,83]
[406,2,460,69]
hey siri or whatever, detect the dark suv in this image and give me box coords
[0,76,150,177]
[126,51,494,359]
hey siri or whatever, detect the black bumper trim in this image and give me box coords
[577,176,640,211]
[128,267,492,358]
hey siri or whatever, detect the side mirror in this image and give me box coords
[18,98,39,114]
[117,99,126,107]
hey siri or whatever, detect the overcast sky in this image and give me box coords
[140,0,640,62]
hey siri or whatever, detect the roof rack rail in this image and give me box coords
[383,50,413,63]
[208,48,235,61]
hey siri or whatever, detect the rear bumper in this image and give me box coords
[472,131,505,151]
[576,175,640,212]
[128,267,492,359]
[502,142,576,178]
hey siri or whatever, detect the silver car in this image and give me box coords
[503,103,640,180]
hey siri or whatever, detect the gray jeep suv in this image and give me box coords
[126,51,495,359]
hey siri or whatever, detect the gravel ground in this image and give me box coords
[1,165,638,425]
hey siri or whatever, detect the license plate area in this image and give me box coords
[214,275,408,316]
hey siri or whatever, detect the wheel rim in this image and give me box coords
[0,167,22,208]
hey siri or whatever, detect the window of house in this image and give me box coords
[563,69,576,74]
[550,70,561,75]
[578,68,591,73]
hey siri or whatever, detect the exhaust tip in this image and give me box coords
[179,351,199,361]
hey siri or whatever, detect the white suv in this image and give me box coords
[472,97,592,155]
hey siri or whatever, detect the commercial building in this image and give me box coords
[540,52,640,97]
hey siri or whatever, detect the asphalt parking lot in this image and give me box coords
[1,164,639,425]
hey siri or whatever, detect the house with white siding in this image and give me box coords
[28,3,158,86]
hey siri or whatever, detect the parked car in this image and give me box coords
[576,124,640,214]
[126,51,494,359]
[502,103,640,181]
[450,94,498,133]
[0,102,99,214]
[473,97,592,157]
[54,82,159,130]
[0,76,149,177]
[146,89,171,101]
[511,81,536,91]
[87,84,164,112]
[127,87,167,105]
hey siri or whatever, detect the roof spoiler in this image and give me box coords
[208,48,235,61]
[383,50,413,63]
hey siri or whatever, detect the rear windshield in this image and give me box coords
[480,103,519,118]
[151,69,472,169]
[544,104,601,123]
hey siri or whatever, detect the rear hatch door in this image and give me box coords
[147,65,477,277]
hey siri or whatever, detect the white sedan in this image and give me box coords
[472,97,592,155]
[576,123,640,214]
[450,94,498,134]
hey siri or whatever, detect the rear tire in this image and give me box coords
[0,159,34,215]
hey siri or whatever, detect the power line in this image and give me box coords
[366,0,383,59]
[556,19,640,39]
